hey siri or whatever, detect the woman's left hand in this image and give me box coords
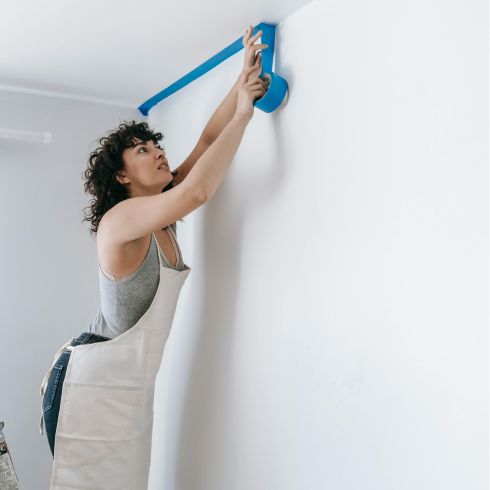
[241,25,270,86]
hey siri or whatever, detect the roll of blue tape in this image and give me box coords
[252,23,288,113]
[138,22,288,116]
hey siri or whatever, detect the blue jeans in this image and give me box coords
[42,332,111,457]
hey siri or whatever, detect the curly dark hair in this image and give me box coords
[81,120,181,236]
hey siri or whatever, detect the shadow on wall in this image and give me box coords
[173,40,294,488]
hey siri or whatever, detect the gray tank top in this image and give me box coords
[88,224,187,339]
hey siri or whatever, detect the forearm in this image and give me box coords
[201,75,241,144]
[186,114,250,200]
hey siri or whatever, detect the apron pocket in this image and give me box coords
[53,425,154,485]
[58,384,146,442]
[42,363,64,413]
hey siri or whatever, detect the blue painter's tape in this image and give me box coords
[138,22,288,116]
[252,23,288,113]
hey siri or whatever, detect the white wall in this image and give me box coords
[147,1,488,489]
[1,0,487,489]
[0,90,141,488]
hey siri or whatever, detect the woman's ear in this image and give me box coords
[115,170,129,185]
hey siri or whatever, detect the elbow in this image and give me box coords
[179,174,209,203]
[191,183,209,203]
[193,186,209,204]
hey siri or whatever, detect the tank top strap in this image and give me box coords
[152,227,184,269]
[166,225,183,267]
[152,232,164,268]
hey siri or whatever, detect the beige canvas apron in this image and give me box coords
[41,232,191,489]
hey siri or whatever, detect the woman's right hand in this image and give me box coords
[235,53,270,120]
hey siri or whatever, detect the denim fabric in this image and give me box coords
[43,332,111,457]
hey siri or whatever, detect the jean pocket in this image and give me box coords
[42,363,64,414]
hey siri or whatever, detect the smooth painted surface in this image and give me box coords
[148,1,488,489]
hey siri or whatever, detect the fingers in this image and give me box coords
[242,47,270,86]
[251,88,266,99]
[250,44,268,56]
[242,25,254,46]
[244,66,259,78]
[246,80,268,98]
[243,26,261,43]
[243,25,268,49]
[247,29,263,47]
[245,56,261,74]
[241,64,256,81]
[247,79,267,89]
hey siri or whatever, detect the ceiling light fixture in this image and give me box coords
[0,128,52,143]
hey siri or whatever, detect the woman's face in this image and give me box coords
[117,138,173,197]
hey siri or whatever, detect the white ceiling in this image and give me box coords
[1,0,312,111]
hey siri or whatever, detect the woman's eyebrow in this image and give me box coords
[133,141,163,153]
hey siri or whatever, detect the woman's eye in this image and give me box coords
[138,145,164,153]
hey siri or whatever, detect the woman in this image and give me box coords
[39,25,269,487]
